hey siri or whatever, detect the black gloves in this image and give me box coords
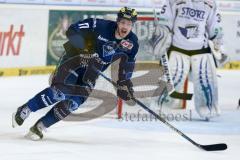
[117,79,134,101]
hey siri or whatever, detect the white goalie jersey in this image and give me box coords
[159,0,223,50]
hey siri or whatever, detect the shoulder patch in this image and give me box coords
[120,39,133,50]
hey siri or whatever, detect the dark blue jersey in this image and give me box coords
[68,18,138,63]
[64,18,139,83]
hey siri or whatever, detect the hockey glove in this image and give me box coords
[209,41,230,67]
[216,53,229,67]
[117,79,134,101]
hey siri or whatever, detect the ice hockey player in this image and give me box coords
[154,0,229,120]
[12,7,139,140]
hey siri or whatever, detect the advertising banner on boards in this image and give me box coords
[0,7,48,68]
[44,0,80,5]
[81,0,113,6]
[112,0,144,7]
[5,0,44,4]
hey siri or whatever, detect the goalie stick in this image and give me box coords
[96,69,227,151]
[160,52,193,100]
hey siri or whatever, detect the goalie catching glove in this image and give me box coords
[117,79,134,101]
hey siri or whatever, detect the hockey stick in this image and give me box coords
[96,69,227,151]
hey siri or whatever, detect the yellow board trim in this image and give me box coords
[0,61,239,77]
[222,61,240,70]
[0,66,56,77]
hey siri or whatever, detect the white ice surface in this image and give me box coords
[0,70,240,160]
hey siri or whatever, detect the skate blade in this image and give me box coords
[24,131,42,141]
[12,112,17,128]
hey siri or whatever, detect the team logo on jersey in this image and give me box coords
[119,39,133,51]
[181,7,205,20]
[103,41,117,57]
[179,24,199,39]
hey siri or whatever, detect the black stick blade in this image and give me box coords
[169,91,193,100]
[200,143,227,151]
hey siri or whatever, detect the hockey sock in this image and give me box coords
[27,87,65,112]
[38,100,72,128]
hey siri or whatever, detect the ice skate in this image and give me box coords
[25,121,46,141]
[12,104,31,128]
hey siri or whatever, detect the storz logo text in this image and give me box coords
[181,7,205,19]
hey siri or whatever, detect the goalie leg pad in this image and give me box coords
[160,51,190,108]
[191,54,219,120]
